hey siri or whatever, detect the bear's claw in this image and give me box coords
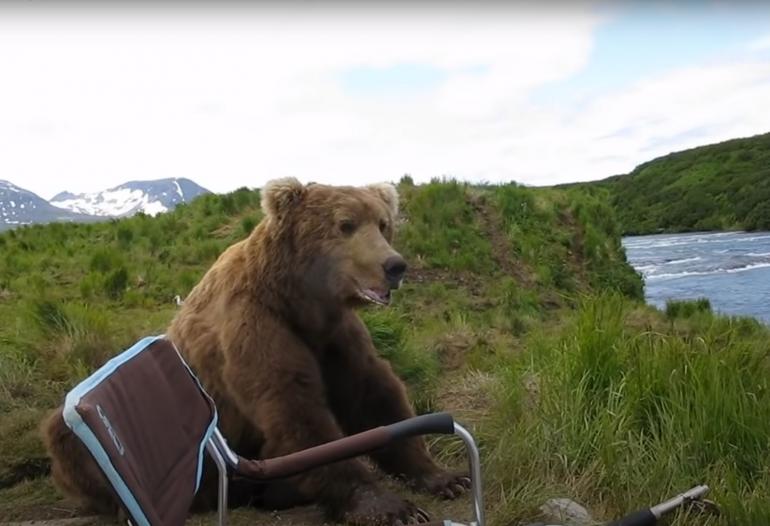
[414,471,471,500]
[395,508,431,525]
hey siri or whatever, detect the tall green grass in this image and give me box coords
[362,308,440,412]
[23,298,115,380]
[492,184,574,290]
[492,185,643,299]
[666,297,712,319]
[398,179,495,273]
[484,293,770,525]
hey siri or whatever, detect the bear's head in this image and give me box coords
[260,178,407,308]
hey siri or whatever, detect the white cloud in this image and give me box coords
[0,5,600,197]
[0,4,769,199]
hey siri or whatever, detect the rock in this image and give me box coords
[538,497,594,526]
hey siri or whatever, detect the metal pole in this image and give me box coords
[212,427,240,468]
[453,423,485,526]
[650,485,710,518]
[206,438,229,526]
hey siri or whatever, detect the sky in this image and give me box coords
[1,1,770,199]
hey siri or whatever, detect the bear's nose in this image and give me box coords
[383,255,408,287]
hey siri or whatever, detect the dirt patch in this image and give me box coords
[0,501,81,525]
[407,266,485,295]
[435,371,498,427]
[1,475,476,526]
[433,331,475,371]
[0,460,50,491]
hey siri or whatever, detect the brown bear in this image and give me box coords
[43,179,468,525]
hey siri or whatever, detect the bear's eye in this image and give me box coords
[379,219,388,233]
[339,220,357,235]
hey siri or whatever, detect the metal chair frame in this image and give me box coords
[205,425,485,526]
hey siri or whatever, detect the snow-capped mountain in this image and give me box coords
[50,178,210,217]
[0,180,99,231]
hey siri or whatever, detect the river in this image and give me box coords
[622,231,770,323]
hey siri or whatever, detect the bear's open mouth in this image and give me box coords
[357,288,391,306]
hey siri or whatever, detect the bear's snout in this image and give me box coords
[383,255,407,289]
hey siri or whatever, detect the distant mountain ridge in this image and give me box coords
[569,132,770,235]
[50,177,210,217]
[0,177,211,230]
[0,180,99,231]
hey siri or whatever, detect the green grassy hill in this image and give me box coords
[1,181,769,525]
[571,132,770,235]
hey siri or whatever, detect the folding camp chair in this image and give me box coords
[62,335,485,526]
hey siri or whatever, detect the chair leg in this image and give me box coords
[206,438,229,526]
[454,423,485,526]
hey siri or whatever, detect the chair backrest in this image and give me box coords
[63,336,218,526]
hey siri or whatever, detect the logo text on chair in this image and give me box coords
[96,404,125,456]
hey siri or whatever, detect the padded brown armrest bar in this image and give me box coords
[236,413,455,480]
[386,412,454,438]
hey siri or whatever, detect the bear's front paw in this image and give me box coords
[413,470,471,500]
[342,486,430,526]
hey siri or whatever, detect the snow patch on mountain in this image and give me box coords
[50,178,210,217]
[52,187,168,216]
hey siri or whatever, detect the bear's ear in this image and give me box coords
[367,183,399,216]
[261,177,306,218]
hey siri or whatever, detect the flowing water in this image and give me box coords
[622,231,770,323]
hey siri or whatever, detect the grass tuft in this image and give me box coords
[666,297,712,319]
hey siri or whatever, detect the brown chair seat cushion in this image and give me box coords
[63,336,218,526]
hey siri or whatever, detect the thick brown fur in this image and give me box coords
[42,410,122,516]
[43,179,468,525]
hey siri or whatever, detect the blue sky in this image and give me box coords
[536,2,770,104]
[337,2,770,105]
[1,2,769,195]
